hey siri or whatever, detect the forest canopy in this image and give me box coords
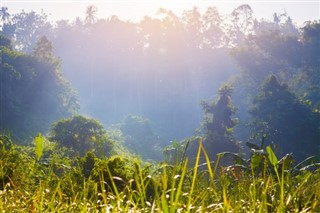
[0,34,78,141]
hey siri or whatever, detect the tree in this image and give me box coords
[232,20,318,111]
[50,115,114,157]
[202,6,224,47]
[200,85,241,157]
[250,75,320,162]
[231,19,302,109]
[9,10,52,52]
[300,21,320,85]
[85,5,97,25]
[0,34,12,48]
[228,4,254,45]
[0,7,10,26]
[182,7,203,48]
[0,35,78,142]
[32,35,54,63]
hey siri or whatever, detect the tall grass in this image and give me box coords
[0,136,319,212]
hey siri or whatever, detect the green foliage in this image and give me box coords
[266,145,278,167]
[231,22,308,88]
[0,6,319,212]
[32,35,56,65]
[50,115,114,157]
[80,151,96,178]
[0,34,12,49]
[250,75,320,162]
[231,22,319,147]
[300,21,320,85]
[0,134,12,150]
[92,156,133,191]
[250,153,262,169]
[0,35,79,142]
[0,143,35,191]
[0,139,319,212]
[163,138,191,163]
[5,10,52,52]
[34,133,44,161]
[198,85,241,159]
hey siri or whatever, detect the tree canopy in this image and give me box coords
[0,5,319,161]
[50,115,113,156]
[250,75,320,162]
[0,35,78,141]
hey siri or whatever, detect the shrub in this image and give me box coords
[49,115,114,157]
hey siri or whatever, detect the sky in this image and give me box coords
[1,0,319,26]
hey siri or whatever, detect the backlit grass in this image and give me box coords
[0,137,319,212]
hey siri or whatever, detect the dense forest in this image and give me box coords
[0,4,319,212]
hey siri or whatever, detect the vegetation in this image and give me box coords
[200,85,240,156]
[50,115,114,157]
[0,3,319,212]
[0,35,78,142]
[250,75,320,162]
[0,135,319,212]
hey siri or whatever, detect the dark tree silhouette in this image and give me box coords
[0,7,10,26]
[85,5,97,25]
[201,85,240,155]
[250,75,320,162]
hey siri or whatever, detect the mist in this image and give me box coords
[31,8,237,144]
[1,4,319,162]
[1,3,320,211]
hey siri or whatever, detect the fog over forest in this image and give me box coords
[0,4,319,162]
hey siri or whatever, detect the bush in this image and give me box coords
[50,115,114,157]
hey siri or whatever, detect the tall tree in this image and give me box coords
[300,21,320,85]
[182,7,203,48]
[228,4,254,45]
[0,7,10,26]
[298,21,320,111]
[9,10,52,52]
[200,85,240,157]
[202,6,224,47]
[85,5,97,25]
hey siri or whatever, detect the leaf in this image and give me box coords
[251,154,262,169]
[34,133,44,161]
[266,146,278,167]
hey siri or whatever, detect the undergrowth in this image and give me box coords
[0,135,319,212]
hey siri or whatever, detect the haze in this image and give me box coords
[1,1,319,162]
[2,1,319,25]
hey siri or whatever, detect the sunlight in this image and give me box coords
[1,1,319,211]
[2,1,319,25]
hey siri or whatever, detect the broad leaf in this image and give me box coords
[34,133,44,161]
[266,146,278,167]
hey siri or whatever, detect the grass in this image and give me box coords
[0,137,319,212]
